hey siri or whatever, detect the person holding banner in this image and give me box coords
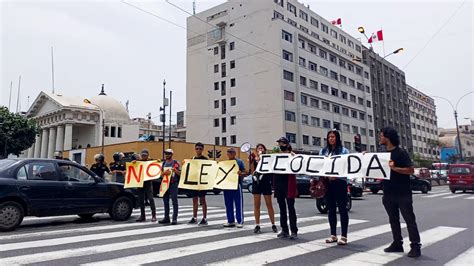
[159,149,181,225]
[135,149,157,223]
[188,142,209,226]
[379,127,421,258]
[320,130,350,246]
[274,137,298,240]
[223,148,246,228]
[249,144,277,234]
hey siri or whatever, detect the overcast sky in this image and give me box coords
[1,0,472,129]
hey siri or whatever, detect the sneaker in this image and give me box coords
[171,220,178,225]
[136,216,146,222]
[198,218,208,226]
[407,247,421,258]
[289,233,298,240]
[277,231,289,238]
[188,217,197,224]
[254,225,261,234]
[236,223,244,228]
[384,243,404,253]
[159,218,171,224]
[223,222,236,228]
[151,216,157,223]
[272,225,278,233]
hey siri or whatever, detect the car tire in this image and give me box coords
[316,199,328,214]
[462,190,466,193]
[0,201,24,232]
[110,196,133,221]
[247,184,253,194]
[78,213,95,220]
[451,189,456,194]
[421,184,429,194]
[371,188,379,194]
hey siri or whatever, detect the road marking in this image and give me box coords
[325,226,466,265]
[85,219,368,265]
[443,194,468,199]
[423,192,453,198]
[445,246,474,266]
[210,223,393,265]
[465,196,474,200]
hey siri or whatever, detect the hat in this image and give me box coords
[227,148,236,153]
[276,136,289,144]
[140,149,149,155]
[164,149,174,154]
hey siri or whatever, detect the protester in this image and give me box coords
[90,154,110,179]
[53,151,69,160]
[379,127,422,258]
[159,149,181,225]
[109,152,126,183]
[249,143,277,234]
[320,130,350,245]
[274,137,298,240]
[223,148,246,228]
[188,142,209,226]
[135,149,157,223]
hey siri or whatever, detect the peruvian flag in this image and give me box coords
[368,30,383,43]
[331,18,342,26]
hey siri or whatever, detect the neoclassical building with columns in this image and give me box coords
[24,88,139,164]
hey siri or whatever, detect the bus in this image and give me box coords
[430,163,449,178]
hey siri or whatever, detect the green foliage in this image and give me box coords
[0,107,39,158]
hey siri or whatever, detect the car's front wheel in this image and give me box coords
[110,196,133,221]
[451,189,456,194]
[0,201,24,232]
[421,184,429,194]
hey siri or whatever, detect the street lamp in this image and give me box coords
[358,26,373,50]
[432,91,474,161]
[383,48,404,59]
[84,99,105,155]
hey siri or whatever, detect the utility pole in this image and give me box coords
[169,90,172,148]
[161,79,167,159]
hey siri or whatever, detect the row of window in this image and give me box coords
[413,135,437,144]
[285,132,376,152]
[104,126,122,138]
[214,97,237,115]
[411,123,437,134]
[214,135,237,146]
[213,116,237,133]
[413,146,438,155]
[410,112,437,126]
[409,100,436,116]
[213,78,237,95]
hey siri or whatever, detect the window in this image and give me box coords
[104,126,109,137]
[358,97,364,105]
[273,10,284,20]
[330,71,338,80]
[310,17,319,27]
[312,137,321,146]
[309,44,316,53]
[213,47,218,55]
[221,62,226,77]
[330,29,337,38]
[222,137,227,146]
[368,115,373,123]
[341,91,348,100]
[356,67,362,76]
[282,30,293,42]
[300,25,309,33]
[59,163,95,183]
[298,38,305,49]
[311,116,320,127]
[367,100,372,108]
[343,124,350,132]
[229,42,235,50]
[321,84,329,93]
[356,44,362,52]
[24,162,59,181]
[302,135,309,145]
[369,129,374,137]
[302,114,309,125]
[300,76,307,86]
[339,59,346,68]
[214,100,219,108]
[329,54,337,64]
[333,122,341,130]
[230,135,236,144]
[287,18,297,27]
[352,125,359,134]
[347,63,354,72]
[231,78,236,87]
[319,49,327,59]
[361,128,367,136]
[299,57,306,67]
[308,61,317,71]
[283,70,294,81]
[340,34,346,44]
[16,165,27,180]
[282,50,293,61]
[342,107,349,116]
[221,99,226,114]
[350,94,356,102]
[231,116,236,125]
[351,110,358,118]
[214,64,219,73]
[299,10,308,21]
[344,141,351,150]
[322,101,330,111]
[274,0,284,7]
[118,127,122,138]
[231,97,236,106]
[286,133,296,144]
[323,119,331,129]
[285,111,296,121]
[319,66,328,76]
[220,44,225,59]
[331,87,339,97]
[321,23,328,33]
[221,117,226,133]
[359,112,365,120]
[364,71,369,79]
[287,2,296,15]
[284,90,294,101]
[214,118,219,127]
[333,105,340,113]
[215,137,220,145]
[221,81,226,96]
[111,126,116,137]
[230,60,235,69]
[348,79,355,87]
[214,82,219,90]
[309,79,318,89]
[310,98,319,108]
[301,95,308,105]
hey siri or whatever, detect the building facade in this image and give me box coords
[362,47,412,152]
[407,84,438,159]
[439,120,474,161]
[186,0,376,152]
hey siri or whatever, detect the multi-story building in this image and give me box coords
[362,47,412,152]
[407,84,438,159]
[439,120,474,161]
[186,0,376,152]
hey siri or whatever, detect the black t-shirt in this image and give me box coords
[383,146,413,195]
[193,155,208,160]
[90,163,110,178]
[109,162,126,172]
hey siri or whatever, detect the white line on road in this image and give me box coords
[423,192,453,198]
[443,194,469,199]
[465,196,474,200]
[445,246,474,266]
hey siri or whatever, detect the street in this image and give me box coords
[0,186,472,266]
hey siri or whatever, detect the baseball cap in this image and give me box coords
[164,149,174,154]
[276,137,289,144]
[140,149,149,155]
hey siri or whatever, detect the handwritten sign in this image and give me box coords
[213,160,239,190]
[124,160,162,188]
[178,160,241,190]
[159,167,173,197]
[255,153,391,179]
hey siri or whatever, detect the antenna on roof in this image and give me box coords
[99,84,106,95]
[51,46,55,94]
[125,100,129,113]
[193,0,196,15]
[8,81,12,110]
[16,75,21,114]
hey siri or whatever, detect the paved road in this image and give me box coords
[0,185,472,265]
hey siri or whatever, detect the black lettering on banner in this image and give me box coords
[183,162,198,185]
[290,155,304,172]
[216,164,236,185]
[273,155,289,171]
[324,156,341,175]
[347,155,362,174]
[305,156,324,174]
[258,155,271,173]
[199,163,213,185]
[365,155,387,178]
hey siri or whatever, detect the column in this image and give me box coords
[34,133,41,158]
[64,124,73,151]
[27,144,34,158]
[55,125,65,152]
[47,127,57,158]
[40,128,49,158]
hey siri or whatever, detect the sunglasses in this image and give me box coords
[164,153,172,155]
[195,147,203,150]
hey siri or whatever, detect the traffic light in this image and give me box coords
[354,134,362,152]
[207,150,214,159]
[216,150,222,158]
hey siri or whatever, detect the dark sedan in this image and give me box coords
[0,159,138,231]
[296,175,312,196]
[365,175,432,194]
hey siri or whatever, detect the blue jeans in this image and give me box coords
[223,184,244,224]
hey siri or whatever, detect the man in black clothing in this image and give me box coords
[90,154,110,179]
[379,127,421,258]
[135,149,157,222]
[110,152,126,183]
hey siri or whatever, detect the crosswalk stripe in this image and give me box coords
[443,194,468,199]
[465,196,474,200]
[210,223,394,265]
[0,214,297,265]
[85,218,368,265]
[0,209,229,241]
[325,226,466,265]
[445,246,474,266]
[423,192,453,198]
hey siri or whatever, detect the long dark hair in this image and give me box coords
[323,130,343,155]
[380,127,400,146]
[249,143,267,163]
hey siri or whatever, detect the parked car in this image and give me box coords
[296,175,311,196]
[347,178,364,198]
[242,175,253,193]
[365,175,431,194]
[448,163,474,193]
[151,178,222,197]
[0,159,138,231]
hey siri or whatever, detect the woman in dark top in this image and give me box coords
[320,130,350,245]
[249,144,277,234]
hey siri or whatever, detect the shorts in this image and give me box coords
[188,190,207,198]
[252,175,273,195]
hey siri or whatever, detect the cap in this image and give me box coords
[276,136,289,144]
[227,148,236,153]
[140,149,149,155]
[164,149,174,154]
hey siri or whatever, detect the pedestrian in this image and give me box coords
[320,129,350,245]
[249,143,277,234]
[135,149,157,223]
[90,154,110,179]
[159,149,181,225]
[223,148,246,228]
[54,151,69,160]
[109,152,126,183]
[188,142,209,226]
[379,127,422,258]
[274,137,298,240]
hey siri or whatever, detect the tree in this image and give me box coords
[0,107,39,158]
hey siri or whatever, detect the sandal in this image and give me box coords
[337,236,348,245]
[325,235,338,243]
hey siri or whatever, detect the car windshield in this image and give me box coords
[0,159,16,170]
[450,167,470,174]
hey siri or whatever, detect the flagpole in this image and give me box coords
[382,28,386,57]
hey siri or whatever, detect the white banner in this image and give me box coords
[255,153,391,179]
